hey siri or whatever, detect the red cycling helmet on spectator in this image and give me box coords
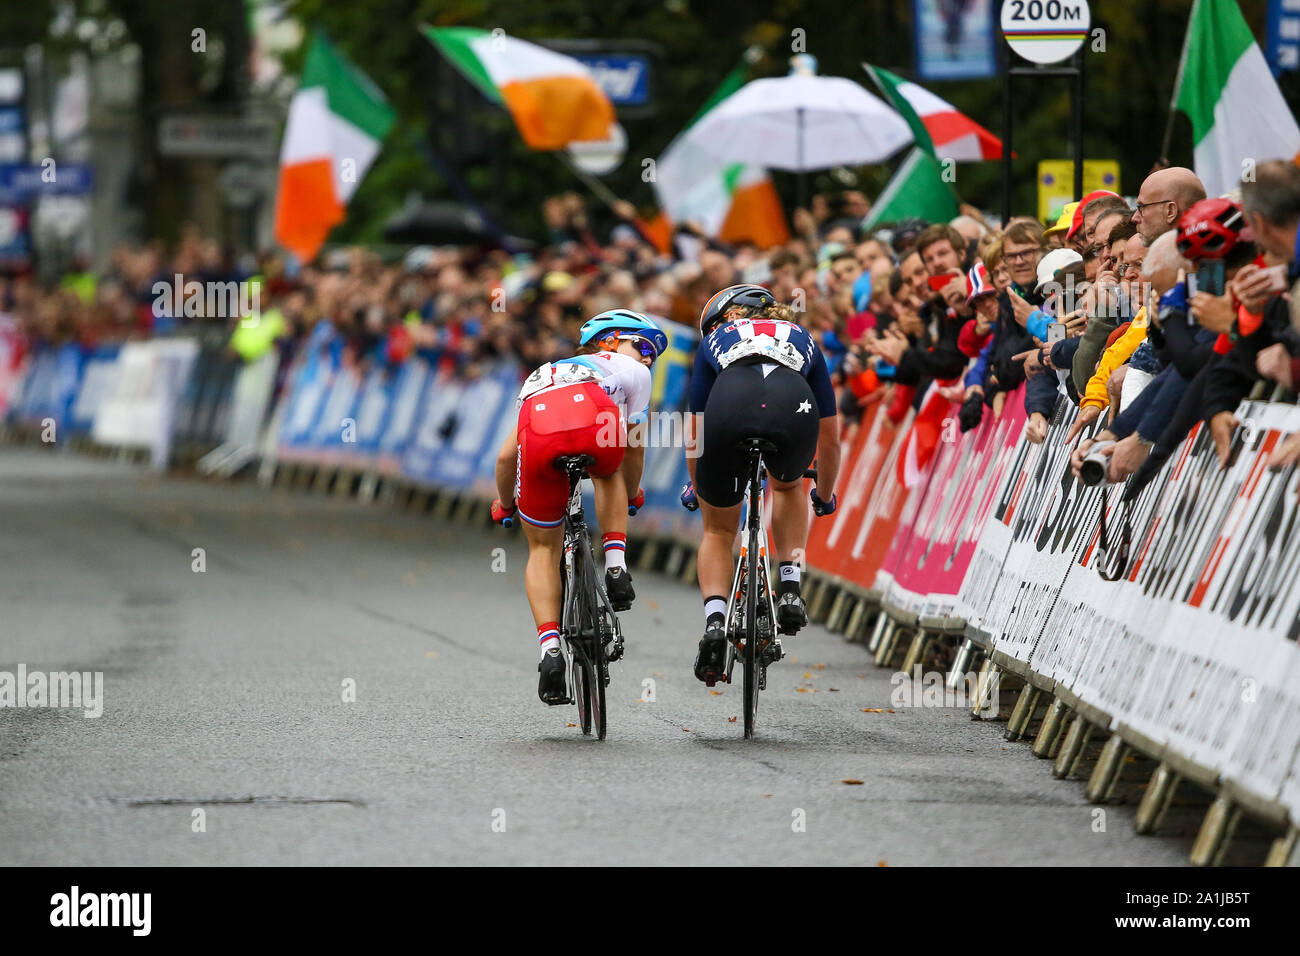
[1176,197,1246,262]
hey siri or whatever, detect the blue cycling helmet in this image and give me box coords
[578,309,668,356]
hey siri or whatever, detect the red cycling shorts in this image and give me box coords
[515,381,624,528]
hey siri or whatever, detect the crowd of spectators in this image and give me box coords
[4,161,1300,494]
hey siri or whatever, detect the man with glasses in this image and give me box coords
[491,309,666,703]
[1131,166,1207,243]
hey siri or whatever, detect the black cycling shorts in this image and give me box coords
[694,361,819,508]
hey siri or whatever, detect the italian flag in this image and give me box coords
[865,64,1002,161]
[423,26,614,150]
[654,60,788,249]
[1173,0,1300,197]
[273,33,395,263]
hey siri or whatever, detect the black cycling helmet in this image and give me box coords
[698,284,776,336]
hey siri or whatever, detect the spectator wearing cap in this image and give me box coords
[1076,192,1129,247]
[1043,201,1079,250]
[1018,248,1084,442]
[1131,166,1207,243]
[958,262,998,358]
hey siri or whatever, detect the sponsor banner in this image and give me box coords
[376,357,433,474]
[841,408,913,595]
[886,385,1030,622]
[1062,402,1300,810]
[803,404,880,582]
[67,345,122,434]
[401,360,519,491]
[9,343,84,430]
[976,393,1105,664]
[0,320,25,419]
[277,323,340,452]
[92,339,199,469]
[349,364,399,459]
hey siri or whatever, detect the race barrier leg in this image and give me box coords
[1053,715,1094,779]
[1031,697,1072,760]
[900,628,933,677]
[1085,734,1129,804]
[1004,683,1044,743]
[1134,763,1182,835]
[1190,795,1242,868]
[1265,827,1299,867]
[865,613,890,654]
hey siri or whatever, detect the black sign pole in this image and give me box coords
[1072,49,1084,201]
[1002,40,1013,225]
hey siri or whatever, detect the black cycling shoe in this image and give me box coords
[605,567,635,611]
[694,621,728,685]
[538,647,567,704]
[776,591,807,635]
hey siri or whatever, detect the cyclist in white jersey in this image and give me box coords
[491,310,666,703]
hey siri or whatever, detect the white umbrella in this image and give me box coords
[684,74,914,173]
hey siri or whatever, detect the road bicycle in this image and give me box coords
[551,453,624,740]
[687,440,819,738]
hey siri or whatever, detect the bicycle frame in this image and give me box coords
[556,456,621,738]
[722,445,780,734]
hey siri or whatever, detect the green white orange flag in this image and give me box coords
[273,33,395,263]
[865,63,1002,161]
[655,59,788,249]
[1173,0,1300,197]
[861,148,960,231]
[422,26,614,150]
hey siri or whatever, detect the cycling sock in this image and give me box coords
[537,621,560,658]
[704,595,727,626]
[602,532,627,572]
[777,561,802,597]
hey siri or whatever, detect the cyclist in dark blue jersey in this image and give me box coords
[681,284,841,684]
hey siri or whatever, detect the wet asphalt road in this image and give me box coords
[0,446,1188,865]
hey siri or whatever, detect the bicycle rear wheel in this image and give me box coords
[743,479,761,738]
[591,654,606,740]
[572,650,592,735]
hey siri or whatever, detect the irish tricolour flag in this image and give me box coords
[1174,0,1300,197]
[423,26,614,151]
[654,60,788,249]
[273,33,394,263]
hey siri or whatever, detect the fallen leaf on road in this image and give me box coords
[828,688,840,692]
[728,717,738,722]
[814,663,826,670]
[762,793,772,798]
[424,651,437,659]
[796,686,815,693]
[803,672,813,679]
[567,723,576,728]
[710,690,723,696]
[842,779,864,785]
[877,861,888,867]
